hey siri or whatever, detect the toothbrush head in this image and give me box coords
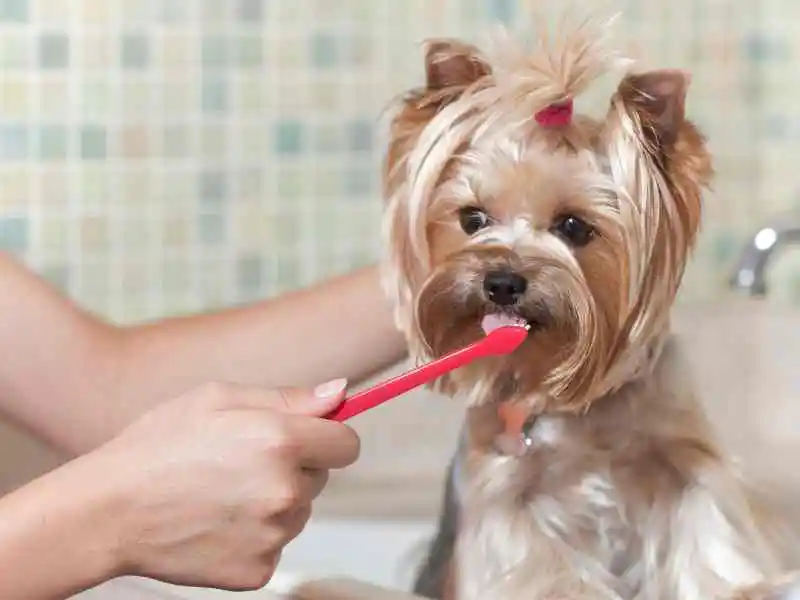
[479,314,530,356]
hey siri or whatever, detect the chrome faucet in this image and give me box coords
[729,212,800,296]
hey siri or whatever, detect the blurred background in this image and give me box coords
[3,1,800,596]
[0,0,797,325]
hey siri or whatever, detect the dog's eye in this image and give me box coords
[552,215,594,247]
[458,207,490,235]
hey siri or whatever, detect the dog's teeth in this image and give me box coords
[481,313,529,334]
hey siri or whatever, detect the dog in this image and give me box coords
[380,15,800,600]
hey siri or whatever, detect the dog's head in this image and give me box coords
[382,21,713,411]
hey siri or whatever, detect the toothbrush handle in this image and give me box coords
[326,339,485,422]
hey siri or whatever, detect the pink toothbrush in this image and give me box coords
[326,315,530,422]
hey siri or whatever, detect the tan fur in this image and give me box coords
[382,14,799,600]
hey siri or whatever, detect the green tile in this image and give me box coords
[121,34,150,69]
[0,216,28,253]
[202,35,229,68]
[236,35,262,67]
[39,33,69,69]
[0,124,29,160]
[199,214,226,243]
[201,78,228,112]
[0,0,28,21]
[38,125,68,160]
[80,126,107,159]
[237,254,263,292]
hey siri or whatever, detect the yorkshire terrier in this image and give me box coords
[380,16,799,600]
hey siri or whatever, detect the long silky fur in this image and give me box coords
[383,14,800,600]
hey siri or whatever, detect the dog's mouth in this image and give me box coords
[480,307,544,337]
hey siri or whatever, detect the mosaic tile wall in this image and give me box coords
[0,0,799,323]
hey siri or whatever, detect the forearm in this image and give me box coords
[104,265,406,448]
[0,255,406,454]
[0,455,121,599]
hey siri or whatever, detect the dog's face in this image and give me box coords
[383,34,713,411]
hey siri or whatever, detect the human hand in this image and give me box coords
[84,378,358,590]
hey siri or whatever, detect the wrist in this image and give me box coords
[0,451,125,598]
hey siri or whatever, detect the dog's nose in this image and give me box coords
[483,270,528,306]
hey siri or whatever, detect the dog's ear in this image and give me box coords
[615,69,690,149]
[424,39,491,99]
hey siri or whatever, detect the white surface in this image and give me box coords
[75,518,436,599]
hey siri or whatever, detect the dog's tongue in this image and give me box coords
[481,313,527,335]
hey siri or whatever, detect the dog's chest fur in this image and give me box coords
[455,337,784,600]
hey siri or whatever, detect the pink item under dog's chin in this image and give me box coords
[481,313,528,335]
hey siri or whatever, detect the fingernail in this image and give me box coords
[314,378,348,399]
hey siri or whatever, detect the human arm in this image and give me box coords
[0,254,406,454]
[0,381,359,599]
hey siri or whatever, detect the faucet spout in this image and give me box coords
[729,213,800,296]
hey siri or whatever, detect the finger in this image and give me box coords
[271,380,349,416]
[279,504,312,544]
[299,468,329,501]
[223,380,349,417]
[282,415,361,470]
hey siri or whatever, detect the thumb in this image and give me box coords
[269,378,349,417]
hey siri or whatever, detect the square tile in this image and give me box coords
[237,0,263,21]
[80,216,109,251]
[162,125,190,158]
[0,168,29,209]
[0,78,30,119]
[346,119,373,153]
[236,79,265,113]
[80,126,107,159]
[0,124,29,161]
[0,216,28,253]
[121,33,150,69]
[0,32,29,68]
[311,33,338,68]
[236,35,263,68]
[201,35,229,68]
[277,167,306,199]
[200,170,226,205]
[200,0,228,23]
[0,0,28,21]
[162,80,192,115]
[38,32,69,69]
[122,81,151,118]
[200,123,227,160]
[199,213,226,243]
[314,123,342,153]
[160,33,195,69]
[163,259,192,292]
[80,167,110,206]
[161,218,190,248]
[120,126,149,158]
[38,125,68,160]
[80,78,113,117]
[41,265,71,293]
[159,0,193,23]
[201,77,228,112]
[79,34,112,70]
[343,166,375,197]
[273,120,304,154]
[237,254,263,292]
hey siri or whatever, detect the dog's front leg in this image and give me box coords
[644,473,797,600]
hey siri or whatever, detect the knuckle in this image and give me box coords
[264,425,300,457]
[271,479,302,512]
